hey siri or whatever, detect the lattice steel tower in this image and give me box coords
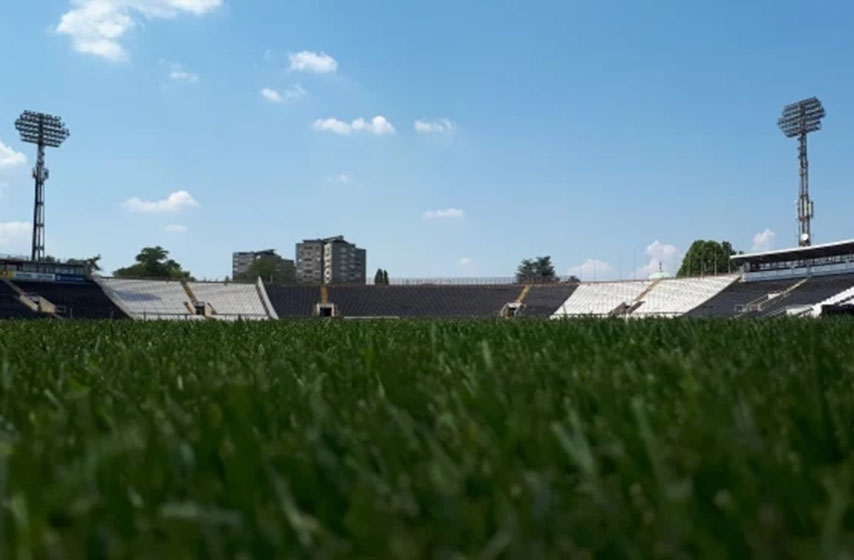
[777,97,825,247]
[14,111,70,261]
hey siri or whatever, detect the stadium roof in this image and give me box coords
[731,239,854,265]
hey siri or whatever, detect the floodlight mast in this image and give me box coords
[777,97,825,247]
[14,111,70,261]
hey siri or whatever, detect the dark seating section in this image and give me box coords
[264,285,321,318]
[15,280,127,319]
[327,285,524,318]
[522,284,578,317]
[824,304,854,316]
[759,274,854,316]
[0,282,39,319]
[685,278,798,318]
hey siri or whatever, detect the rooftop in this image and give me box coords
[731,239,854,265]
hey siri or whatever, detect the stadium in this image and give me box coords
[3,4,854,557]
[3,103,853,320]
[1,99,854,557]
[3,239,854,320]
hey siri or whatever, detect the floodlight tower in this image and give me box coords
[14,111,70,261]
[777,97,825,247]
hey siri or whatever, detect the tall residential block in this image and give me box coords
[295,236,366,285]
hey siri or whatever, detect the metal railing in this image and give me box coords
[367,276,578,286]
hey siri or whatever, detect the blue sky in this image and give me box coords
[1,1,853,280]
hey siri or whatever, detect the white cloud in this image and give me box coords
[56,0,222,61]
[312,116,395,136]
[0,142,26,169]
[423,208,464,220]
[327,173,351,183]
[162,224,188,233]
[165,62,198,84]
[122,190,199,213]
[352,116,395,135]
[261,88,284,103]
[288,51,337,74]
[567,258,613,280]
[752,228,776,252]
[261,85,307,103]
[0,221,31,252]
[312,118,351,135]
[414,119,455,134]
[457,257,473,267]
[635,240,681,279]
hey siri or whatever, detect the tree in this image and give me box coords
[114,246,193,280]
[516,256,557,283]
[534,256,556,281]
[516,259,535,283]
[235,255,295,284]
[374,268,384,285]
[67,255,102,274]
[677,240,736,277]
[382,269,389,285]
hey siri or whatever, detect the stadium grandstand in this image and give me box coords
[264,284,321,319]
[2,239,854,321]
[186,281,271,321]
[326,285,524,319]
[99,278,199,320]
[550,276,742,319]
[1,258,126,319]
[15,279,126,319]
[0,280,40,319]
[552,280,654,317]
[515,284,579,317]
[688,240,854,318]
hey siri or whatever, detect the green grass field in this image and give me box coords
[1,319,853,558]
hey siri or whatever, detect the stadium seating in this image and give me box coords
[188,282,269,320]
[5,273,850,322]
[101,278,193,320]
[757,274,854,317]
[684,278,799,317]
[264,285,322,318]
[0,282,40,319]
[632,275,739,317]
[14,280,127,319]
[327,285,524,318]
[813,285,854,316]
[552,281,653,317]
[521,284,579,317]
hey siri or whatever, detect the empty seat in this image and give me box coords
[188,282,269,320]
[814,285,854,316]
[552,281,652,317]
[264,285,321,318]
[633,275,738,317]
[327,285,524,318]
[101,278,193,320]
[685,278,800,318]
[522,284,579,317]
[758,274,854,317]
[14,280,127,319]
[0,282,39,319]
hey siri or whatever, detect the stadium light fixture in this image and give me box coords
[14,111,70,261]
[777,97,825,247]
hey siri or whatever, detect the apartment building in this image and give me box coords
[295,236,366,285]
